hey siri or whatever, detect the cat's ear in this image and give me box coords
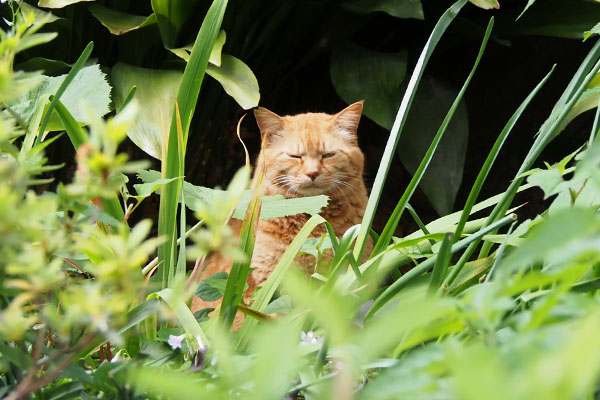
[254,107,285,145]
[333,101,364,143]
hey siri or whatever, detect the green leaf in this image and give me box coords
[38,0,94,8]
[584,22,600,40]
[330,43,407,129]
[342,0,424,19]
[193,308,214,323]
[133,177,182,199]
[7,64,111,131]
[89,5,156,35]
[206,54,260,110]
[111,63,181,159]
[20,2,60,24]
[501,208,600,270]
[195,271,228,301]
[397,77,469,215]
[137,169,329,219]
[469,0,499,9]
[15,32,58,53]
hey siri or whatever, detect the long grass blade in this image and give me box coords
[36,42,93,145]
[428,232,452,295]
[370,15,491,258]
[220,165,262,329]
[365,214,516,320]
[157,0,228,289]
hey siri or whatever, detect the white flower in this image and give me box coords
[168,334,185,350]
[300,331,324,345]
[197,335,207,352]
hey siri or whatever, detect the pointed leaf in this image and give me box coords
[89,5,156,35]
[205,54,260,109]
[38,0,94,8]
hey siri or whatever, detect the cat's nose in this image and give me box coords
[306,171,320,181]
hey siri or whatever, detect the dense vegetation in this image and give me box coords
[3,0,600,398]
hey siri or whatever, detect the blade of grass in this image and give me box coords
[365,213,517,320]
[149,288,209,347]
[370,15,492,258]
[220,165,262,329]
[36,42,93,145]
[428,232,452,295]
[353,0,468,262]
[440,66,555,288]
[157,0,228,290]
[235,214,326,350]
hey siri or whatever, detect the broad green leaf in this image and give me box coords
[398,77,469,215]
[469,0,499,9]
[206,54,260,110]
[111,63,182,159]
[89,5,156,35]
[342,0,424,19]
[137,169,329,220]
[38,0,94,8]
[6,64,111,131]
[330,43,407,129]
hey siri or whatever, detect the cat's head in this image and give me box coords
[254,101,365,198]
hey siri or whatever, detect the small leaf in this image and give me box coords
[195,271,228,301]
[133,177,182,199]
[193,308,214,323]
[331,43,407,129]
[16,32,58,54]
[342,0,424,19]
[206,54,260,110]
[38,0,94,8]
[469,0,499,9]
[89,5,156,35]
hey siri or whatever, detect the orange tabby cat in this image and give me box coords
[193,102,369,312]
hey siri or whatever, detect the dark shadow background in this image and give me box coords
[10,0,600,236]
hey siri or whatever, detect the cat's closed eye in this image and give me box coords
[321,152,335,159]
[287,153,303,159]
